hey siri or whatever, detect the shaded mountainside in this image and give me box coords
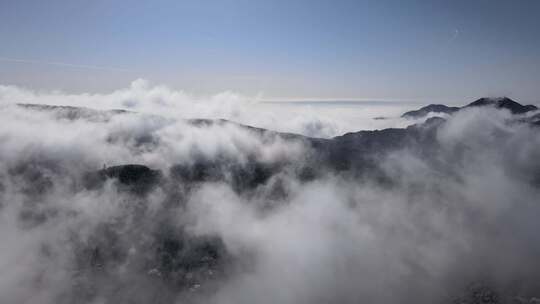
[81,117,448,194]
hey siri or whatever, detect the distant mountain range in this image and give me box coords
[401,97,538,119]
[14,96,539,193]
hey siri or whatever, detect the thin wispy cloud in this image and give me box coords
[0,56,132,72]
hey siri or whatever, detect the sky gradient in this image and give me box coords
[1,0,540,103]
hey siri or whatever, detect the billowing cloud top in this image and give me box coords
[0,79,419,138]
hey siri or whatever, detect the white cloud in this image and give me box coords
[0,81,539,303]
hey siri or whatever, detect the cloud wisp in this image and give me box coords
[0,56,132,72]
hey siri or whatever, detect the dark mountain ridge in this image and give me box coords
[464,97,538,114]
[15,103,132,121]
[401,104,460,118]
[402,97,538,119]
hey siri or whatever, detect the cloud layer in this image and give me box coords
[0,79,418,138]
[0,82,539,304]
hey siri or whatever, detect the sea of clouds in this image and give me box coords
[0,80,539,304]
[0,79,425,138]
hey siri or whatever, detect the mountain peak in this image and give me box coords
[401,97,538,119]
[465,97,538,114]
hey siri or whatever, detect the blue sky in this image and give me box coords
[1,0,540,103]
